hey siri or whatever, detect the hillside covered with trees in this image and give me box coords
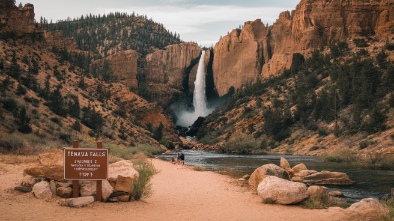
[197,40,394,169]
[42,12,182,58]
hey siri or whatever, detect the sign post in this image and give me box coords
[72,141,79,198]
[64,141,108,201]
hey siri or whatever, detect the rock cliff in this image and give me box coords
[44,30,78,51]
[106,50,139,90]
[212,0,394,96]
[213,19,268,96]
[0,0,40,38]
[144,42,202,106]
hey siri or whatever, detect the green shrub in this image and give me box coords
[263,198,276,204]
[50,117,62,126]
[323,148,358,163]
[220,133,261,154]
[309,146,320,151]
[303,198,328,209]
[193,166,205,171]
[328,197,351,208]
[353,38,368,47]
[130,160,157,201]
[381,198,394,220]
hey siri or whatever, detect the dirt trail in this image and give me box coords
[0,159,345,221]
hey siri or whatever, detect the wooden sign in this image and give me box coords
[64,148,108,180]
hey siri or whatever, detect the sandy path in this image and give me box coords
[0,159,345,221]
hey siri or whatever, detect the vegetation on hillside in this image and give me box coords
[43,12,182,58]
[198,41,394,161]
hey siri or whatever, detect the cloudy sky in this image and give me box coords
[19,0,300,47]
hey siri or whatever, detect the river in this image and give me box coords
[157,149,394,202]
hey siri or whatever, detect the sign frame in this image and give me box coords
[64,147,109,180]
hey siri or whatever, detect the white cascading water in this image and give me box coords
[176,51,213,127]
[193,51,208,117]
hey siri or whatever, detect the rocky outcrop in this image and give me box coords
[257,176,308,205]
[44,30,77,51]
[212,0,394,96]
[278,157,353,185]
[0,0,41,38]
[19,153,141,203]
[213,19,268,96]
[144,42,202,106]
[295,170,354,185]
[105,50,139,90]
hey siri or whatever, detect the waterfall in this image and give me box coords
[193,51,208,117]
[175,51,213,127]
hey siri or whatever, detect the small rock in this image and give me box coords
[307,185,328,202]
[61,196,94,207]
[21,175,37,186]
[14,186,32,193]
[57,187,73,198]
[329,190,344,197]
[118,195,130,202]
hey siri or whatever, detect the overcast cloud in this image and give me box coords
[19,0,299,47]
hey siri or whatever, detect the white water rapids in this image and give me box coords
[176,51,213,127]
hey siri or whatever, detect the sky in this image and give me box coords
[19,0,300,47]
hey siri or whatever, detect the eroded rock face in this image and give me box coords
[212,0,394,95]
[104,50,139,89]
[257,176,308,205]
[213,19,268,96]
[144,42,202,106]
[0,0,40,38]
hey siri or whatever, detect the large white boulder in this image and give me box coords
[32,181,52,200]
[248,164,290,191]
[341,198,390,221]
[108,160,139,181]
[257,176,308,205]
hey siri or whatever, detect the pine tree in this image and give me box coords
[15,107,32,134]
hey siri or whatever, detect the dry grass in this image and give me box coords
[0,154,38,164]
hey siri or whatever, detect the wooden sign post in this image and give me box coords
[64,141,108,201]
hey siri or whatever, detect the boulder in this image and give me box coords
[257,176,308,205]
[108,160,139,183]
[56,187,73,198]
[329,190,344,197]
[341,198,390,221]
[79,180,113,202]
[248,164,290,191]
[14,186,32,193]
[292,163,308,174]
[291,169,317,182]
[60,196,94,208]
[24,166,64,181]
[280,157,291,170]
[21,175,37,186]
[32,181,52,200]
[302,171,353,185]
[307,185,329,202]
[38,150,63,167]
[115,175,134,193]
